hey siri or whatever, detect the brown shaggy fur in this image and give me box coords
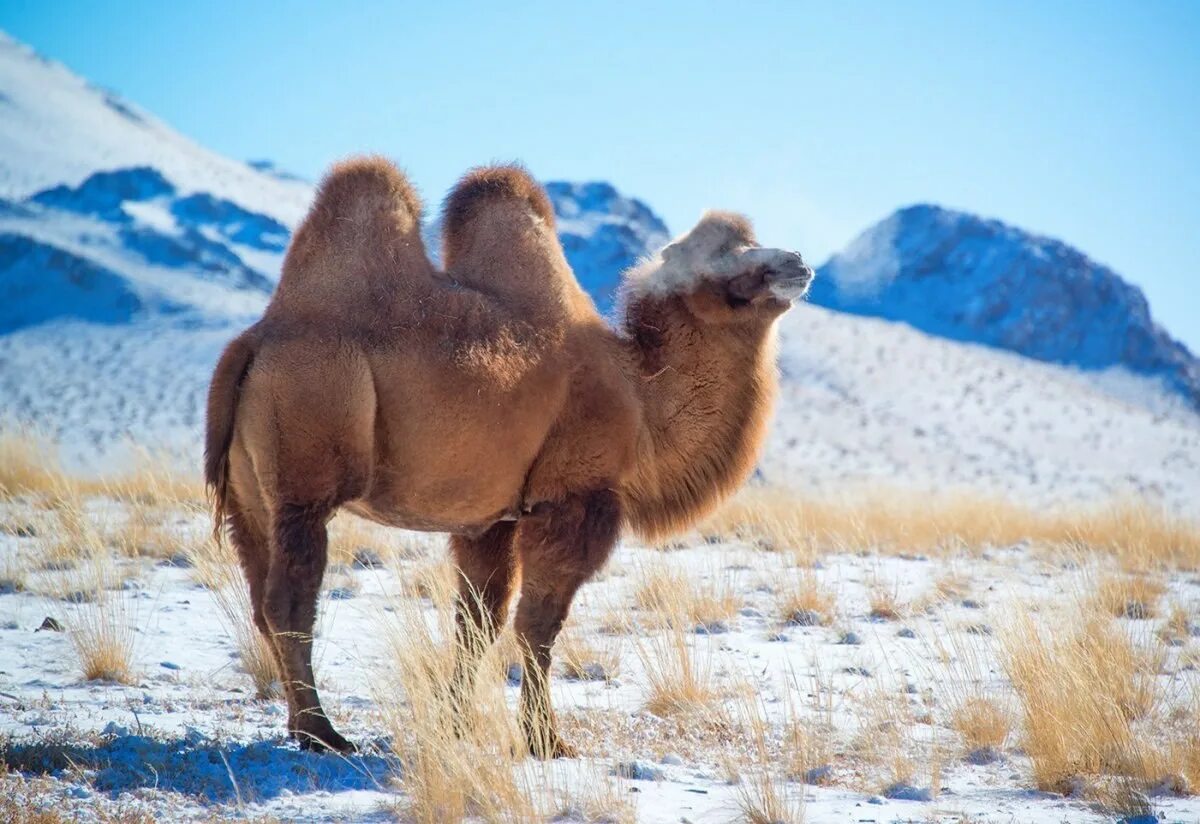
[204,155,812,755]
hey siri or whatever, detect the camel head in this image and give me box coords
[624,210,814,324]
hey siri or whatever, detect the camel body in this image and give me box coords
[205,157,813,755]
[226,287,638,537]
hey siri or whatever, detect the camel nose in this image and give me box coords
[767,253,814,299]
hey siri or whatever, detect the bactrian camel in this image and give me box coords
[204,156,813,756]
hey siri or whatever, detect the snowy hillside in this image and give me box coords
[0,33,311,224]
[768,304,1200,510]
[811,204,1200,408]
[545,181,670,312]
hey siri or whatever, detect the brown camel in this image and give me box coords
[204,156,813,756]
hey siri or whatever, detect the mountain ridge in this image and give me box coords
[811,203,1200,408]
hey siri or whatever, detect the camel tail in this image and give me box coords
[204,331,257,544]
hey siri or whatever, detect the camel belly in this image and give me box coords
[355,349,566,533]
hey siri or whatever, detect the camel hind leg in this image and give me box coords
[232,339,376,752]
[264,502,352,753]
[225,504,290,707]
[448,523,518,722]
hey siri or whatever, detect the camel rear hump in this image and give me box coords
[441,165,591,316]
[269,156,435,315]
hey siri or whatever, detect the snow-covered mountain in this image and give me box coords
[0,31,665,330]
[544,181,670,312]
[811,204,1200,408]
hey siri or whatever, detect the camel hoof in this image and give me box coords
[297,728,357,754]
[528,736,577,760]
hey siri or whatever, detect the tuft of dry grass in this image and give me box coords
[186,533,279,698]
[327,513,421,568]
[67,562,136,684]
[703,484,1200,568]
[411,559,457,611]
[34,502,102,571]
[376,581,631,823]
[98,447,204,509]
[0,550,28,595]
[632,560,740,631]
[775,570,836,627]
[951,697,1010,753]
[1158,603,1196,646]
[557,628,622,682]
[636,623,721,718]
[850,684,936,795]
[867,576,905,621]
[1093,574,1166,620]
[1000,604,1185,804]
[732,694,807,824]
[106,509,184,562]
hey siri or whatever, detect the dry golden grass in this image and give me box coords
[1000,604,1191,804]
[850,693,910,788]
[34,502,102,570]
[0,549,28,595]
[912,570,972,614]
[323,566,361,600]
[98,448,204,509]
[327,512,426,568]
[734,705,806,824]
[67,562,136,684]
[775,570,836,627]
[0,772,156,824]
[376,582,632,823]
[411,559,457,611]
[951,697,1010,752]
[867,576,905,621]
[377,582,528,823]
[106,508,185,562]
[703,484,1200,568]
[556,628,622,682]
[1092,574,1166,620]
[632,560,740,631]
[0,427,70,501]
[1159,603,1195,645]
[0,426,202,509]
[636,623,721,718]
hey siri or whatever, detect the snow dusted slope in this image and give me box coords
[0,32,310,224]
[766,304,1200,509]
[811,204,1200,409]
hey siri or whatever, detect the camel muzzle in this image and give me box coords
[766,254,814,300]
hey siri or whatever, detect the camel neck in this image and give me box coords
[618,295,779,540]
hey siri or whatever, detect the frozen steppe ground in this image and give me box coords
[1,480,1197,823]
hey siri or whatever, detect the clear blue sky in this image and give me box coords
[3,1,1198,349]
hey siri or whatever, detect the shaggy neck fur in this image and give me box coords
[617,290,780,541]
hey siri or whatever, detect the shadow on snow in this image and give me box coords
[2,732,394,804]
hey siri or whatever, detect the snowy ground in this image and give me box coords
[2,493,1197,823]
